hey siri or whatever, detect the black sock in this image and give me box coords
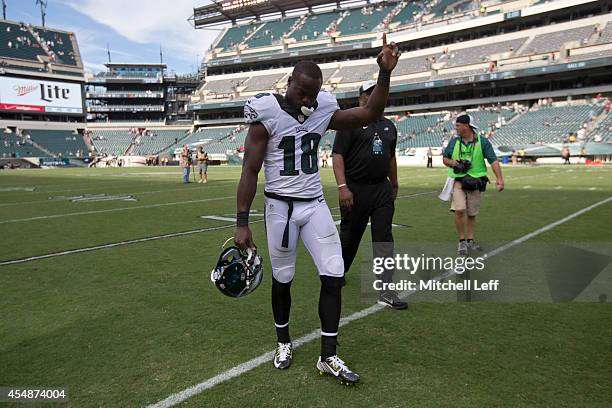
[272,277,292,343]
[321,335,338,360]
[319,276,344,358]
[467,239,474,243]
[460,239,466,242]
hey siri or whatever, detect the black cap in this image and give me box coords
[456,114,478,130]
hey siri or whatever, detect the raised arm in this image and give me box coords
[234,122,269,250]
[329,33,400,130]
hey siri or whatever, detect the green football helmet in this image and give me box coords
[210,241,263,298]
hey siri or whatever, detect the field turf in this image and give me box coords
[1,165,610,407]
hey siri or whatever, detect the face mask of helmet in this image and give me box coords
[211,245,263,298]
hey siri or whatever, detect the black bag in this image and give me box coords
[461,175,484,191]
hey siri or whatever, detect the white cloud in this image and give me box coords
[83,61,108,74]
[62,0,221,64]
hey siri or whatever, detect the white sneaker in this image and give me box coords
[273,342,292,369]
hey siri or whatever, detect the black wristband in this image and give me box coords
[377,69,391,88]
[236,211,249,227]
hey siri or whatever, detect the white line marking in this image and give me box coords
[0,183,238,208]
[0,191,435,265]
[589,187,597,191]
[201,216,238,222]
[522,185,531,189]
[146,195,612,408]
[0,221,261,266]
[0,196,234,225]
[0,187,35,192]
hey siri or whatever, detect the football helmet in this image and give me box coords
[210,238,263,298]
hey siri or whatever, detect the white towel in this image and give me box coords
[438,177,454,201]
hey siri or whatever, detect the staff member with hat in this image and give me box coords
[332,80,407,310]
[442,114,504,255]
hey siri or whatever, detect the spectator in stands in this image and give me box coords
[443,114,504,255]
[196,146,209,184]
[180,145,192,183]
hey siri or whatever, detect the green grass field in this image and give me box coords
[1,165,611,407]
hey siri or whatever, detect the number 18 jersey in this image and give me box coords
[244,91,339,199]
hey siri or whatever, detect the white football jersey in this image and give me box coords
[244,91,339,199]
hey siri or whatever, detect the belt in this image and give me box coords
[264,191,321,248]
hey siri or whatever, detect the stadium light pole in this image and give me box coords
[2,0,7,20]
[35,0,47,27]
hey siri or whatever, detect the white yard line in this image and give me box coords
[0,221,261,266]
[145,195,612,408]
[0,191,436,265]
[0,196,234,225]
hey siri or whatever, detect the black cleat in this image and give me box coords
[273,342,292,369]
[317,355,360,385]
[378,290,408,310]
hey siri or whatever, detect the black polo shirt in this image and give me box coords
[332,117,397,183]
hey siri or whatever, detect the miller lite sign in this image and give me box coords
[0,76,83,114]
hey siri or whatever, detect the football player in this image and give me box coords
[234,33,400,385]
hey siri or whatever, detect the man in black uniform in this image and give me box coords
[332,80,407,310]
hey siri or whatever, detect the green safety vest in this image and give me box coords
[448,136,488,178]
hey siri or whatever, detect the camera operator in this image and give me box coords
[442,114,504,255]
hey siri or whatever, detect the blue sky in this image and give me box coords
[8,0,222,74]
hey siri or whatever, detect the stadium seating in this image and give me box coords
[26,129,88,157]
[131,129,189,155]
[243,73,287,92]
[204,127,248,154]
[429,0,457,17]
[332,63,378,83]
[393,53,437,76]
[290,11,339,41]
[0,20,79,66]
[0,132,46,157]
[217,23,263,50]
[590,111,612,142]
[491,104,601,145]
[204,77,248,94]
[0,21,43,61]
[335,5,395,36]
[161,127,236,155]
[90,130,135,155]
[442,38,527,67]
[520,25,595,56]
[32,27,78,66]
[595,22,612,44]
[246,17,298,48]
[391,3,422,25]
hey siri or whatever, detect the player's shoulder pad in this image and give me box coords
[244,92,276,124]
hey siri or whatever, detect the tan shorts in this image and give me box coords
[451,180,481,216]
